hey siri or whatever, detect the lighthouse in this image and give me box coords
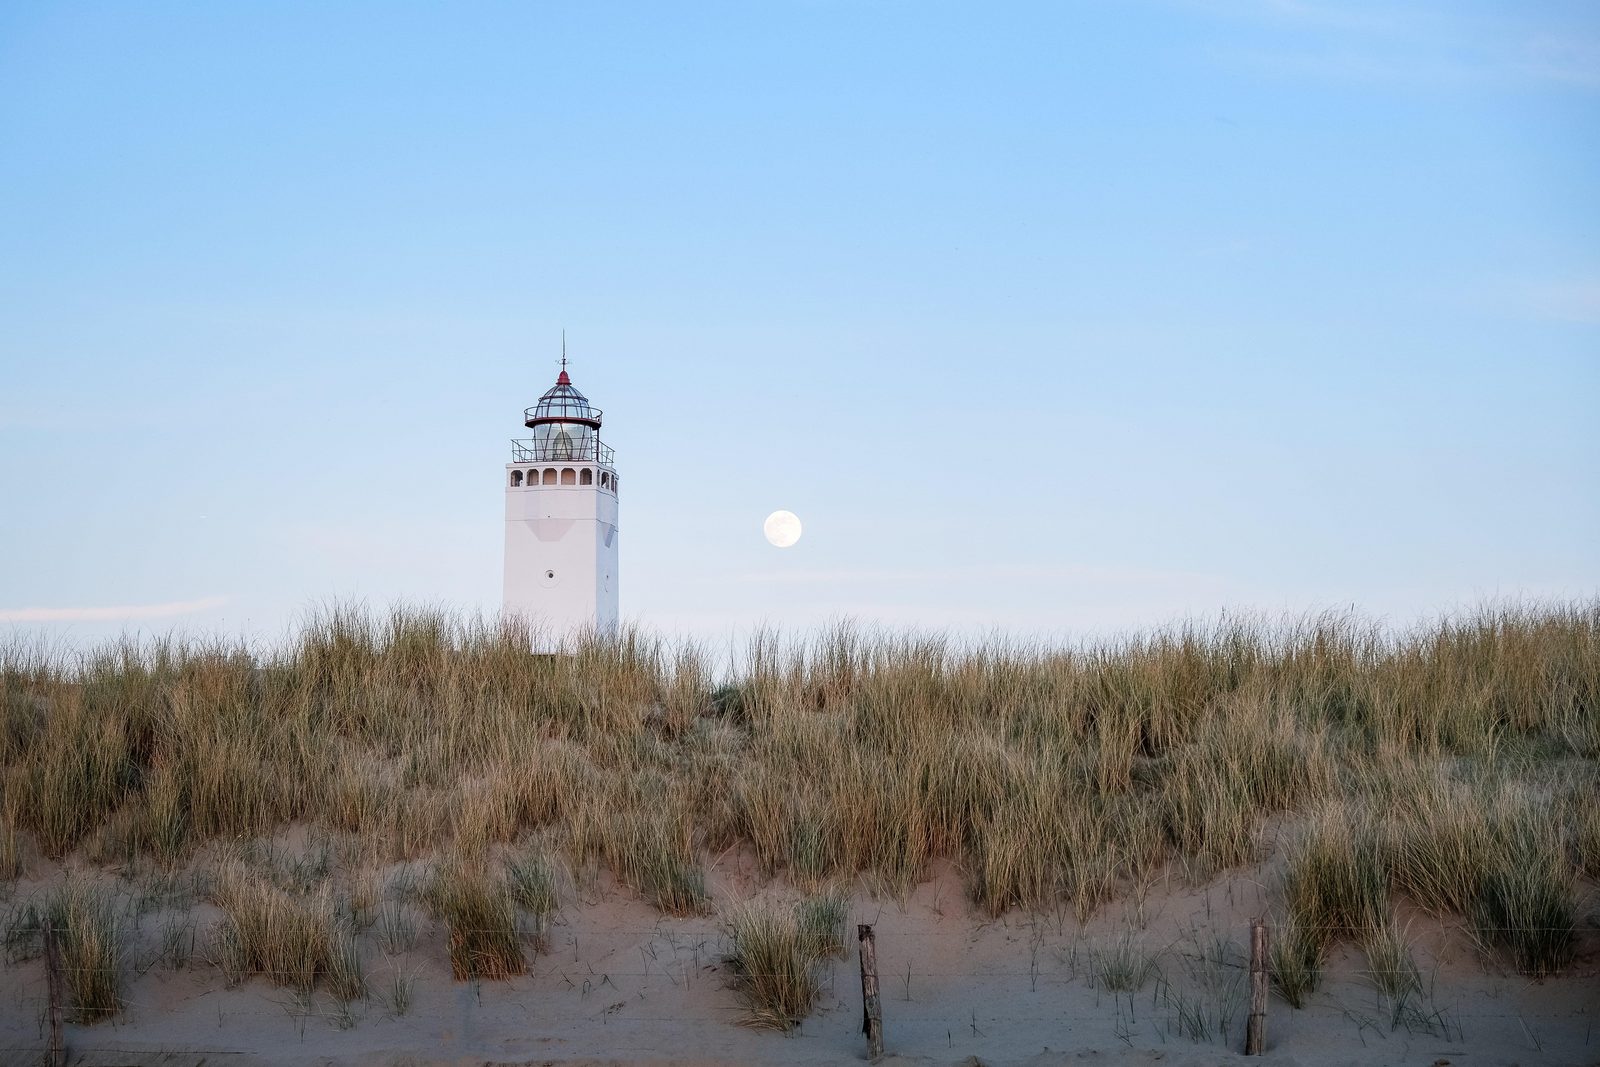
[503,359,619,642]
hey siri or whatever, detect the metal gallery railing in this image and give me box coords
[524,402,602,425]
[509,438,616,466]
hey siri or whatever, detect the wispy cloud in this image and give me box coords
[1516,33,1600,89]
[734,564,1225,589]
[1186,0,1600,90]
[1515,279,1600,324]
[0,596,229,623]
[1221,0,1402,33]
[0,408,76,430]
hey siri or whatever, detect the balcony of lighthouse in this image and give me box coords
[509,436,616,466]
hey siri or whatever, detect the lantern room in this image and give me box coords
[522,369,605,462]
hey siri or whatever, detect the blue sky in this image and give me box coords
[1,1,1596,647]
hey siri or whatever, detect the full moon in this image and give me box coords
[763,510,803,548]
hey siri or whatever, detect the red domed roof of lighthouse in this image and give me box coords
[526,367,601,428]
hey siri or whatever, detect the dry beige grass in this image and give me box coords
[1,601,1596,1021]
[425,853,526,981]
[211,858,366,999]
[722,890,848,1029]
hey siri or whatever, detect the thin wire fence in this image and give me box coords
[7,951,1592,1060]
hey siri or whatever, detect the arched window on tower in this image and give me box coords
[580,468,593,485]
[560,468,576,485]
[542,468,557,485]
[600,472,611,489]
[510,470,523,487]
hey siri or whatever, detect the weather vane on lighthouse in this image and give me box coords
[502,340,619,645]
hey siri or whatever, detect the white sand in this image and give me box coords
[2,852,1595,1066]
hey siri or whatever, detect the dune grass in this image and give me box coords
[50,878,124,1021]
[426,854,525,980]
[1090,929,1161,992]
[0,601,1594,1022]
[210,860,365,1000]
[505,845,561,952]
[1269,914,1322,1008]
[1363,919,1421,1001]
[1282,806,1389,951]
[723,891,849,1029]
[0,878,124,1020]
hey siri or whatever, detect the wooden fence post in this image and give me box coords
[858,923,883,1061]
[1246,917,1268,1056]
[44,915,66,1067]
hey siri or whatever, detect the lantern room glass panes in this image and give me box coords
[531,420,595,459]
[512,375,616,466]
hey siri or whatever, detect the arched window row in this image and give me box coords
[508,467,619,494]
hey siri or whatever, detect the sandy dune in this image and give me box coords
[2,853,1595,1067]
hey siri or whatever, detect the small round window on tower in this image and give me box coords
[545,570,555,579]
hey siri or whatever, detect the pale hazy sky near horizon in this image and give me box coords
[1,1,1596,649]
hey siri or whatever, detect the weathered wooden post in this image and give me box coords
[1246,917,1268,1056]
[858,923,883,1061]
[44,915,66,1067]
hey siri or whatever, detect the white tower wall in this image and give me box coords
[502,462,619,641]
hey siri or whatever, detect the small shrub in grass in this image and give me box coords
[967,817,1046,917]
[795,889,848,959]
[506,851,559,916]
[325,925,367,1002]
[1270,915,1322,1008]
[211,862,364,999]
[506,849,560,950]
[724,895,844,1030]
[137,767,190,863]
[48,879,124,1022]
[1362,920,1420,1000]
[606,811,709,916]
[0,881,125,1021]
[3,898,41,964]
[1386,787,1577,975]
[427,859,525,980]
[158,912,197,970]
[1283,810,1386,949]
[1,889,121,1017]
[1091,930,1160,992]
[1470,855,1575,977]
[1382,796,1484,917]
[639,852,708,915]
[387,968,415,1016]
[375,901,419,955]
[1159,762,1258,874]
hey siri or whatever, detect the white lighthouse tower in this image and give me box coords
[502,358,619,642]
